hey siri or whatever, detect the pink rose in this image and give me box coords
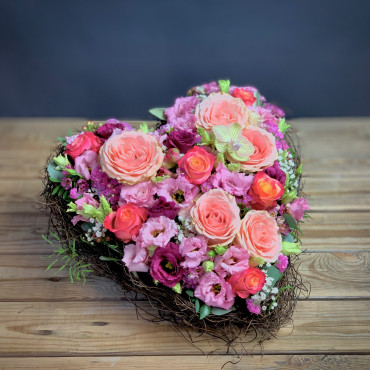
[195,93,250,131]
[104,204,147,242]
[239,126,278,172]
[65,132,102,160]
[99,131,164,185]
[236,210,282,262]
[191,189,241,246]
[178,146,215,185]
[122,243,149,273]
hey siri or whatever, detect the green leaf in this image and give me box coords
[278,118,291,134]
[296,163,303,176]
[66,202,78,213]
[283,214,298,230]
[195,299,200,313]
[99,195,112,218]
[151,175,170,184]
[47,161,64,182]
[282,241,301,256]
[186,290,194,298]
[282,189,298,204]
[52,185,61,196]
[53,154,70,169]
[197,127,213,145]
[199,303,212,319]
[218,79,230,93]
[58,186,64,197]
[139,122,149,133]
[149,108,166,120]
[99,256,119,262]
[265,265,283,292]
[64,168,82,177]
[211,306,236,316]
[282,233,295,243]
[147,245,158,257]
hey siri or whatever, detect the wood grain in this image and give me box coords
[0,252,368,301]
[0,300,369,355]
[1,355,369,369]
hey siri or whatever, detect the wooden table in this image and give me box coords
[0,118,369,369]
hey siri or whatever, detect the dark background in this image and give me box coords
[1,0,370,119]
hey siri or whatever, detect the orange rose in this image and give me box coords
[178,146,215,184]
[99,131,164,185]
[104,204,147,242]
[190,189,241,246]
[249,172,284,210]
[232,88,256,106]
[195,93,249,131]
[236,210,282,262]
[239,126,278,172]
[227,267,266,298]
[65,132,102,160]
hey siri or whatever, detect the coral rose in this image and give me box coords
[65,132,102,160]
[104,204,147,242]
[99,131,164,185]
[249,172,284,210]
[195,93,250,131]
[239,126,278,172]
[236,210,282,262]
[178,146,215,185]
[191,189,241,246]
[232,88,256,106]
[227,267,266,298]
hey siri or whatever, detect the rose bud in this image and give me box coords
[163,148,180,169]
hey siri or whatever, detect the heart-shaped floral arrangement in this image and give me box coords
[42,80,309,349]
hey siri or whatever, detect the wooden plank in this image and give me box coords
[0,252,368,301]
[1,355,369,369]
[2,175,370,214]
[1,212,369,255]
[0,300,369,355]
[0,117,369,180]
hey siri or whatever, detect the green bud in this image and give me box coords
[202,260,214,272]
[249,256,265,267]
[215,245,228,255]
[140,122,149,133]
[218,79,230,93]
[208,250,217,258]
[282,189,298,204]
[172,283,182,294]
[147,245,158,257]
[53,154,70,170]
[153,280,159,286]
[282,241,301,256]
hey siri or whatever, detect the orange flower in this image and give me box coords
[249,172,284,210]
[227,267,266,298]
[232,88,256,106]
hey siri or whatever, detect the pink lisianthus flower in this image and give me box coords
[156,176,199,217]
[135,216,178,248]
[71,193,99,225]
[179,236,208,269]
[264,103,285,118]
[289,198,310,221]
[214,246,250,278]
[165,96,199,131]
[275,254,289,273]
[122,243,149,272]
[194,272,235,310]
[246,298,261,315]
[208,162,254,197]
[74,150,99,180]
[119,181,157,208]
[183,266,204,289]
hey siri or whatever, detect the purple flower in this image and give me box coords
[69,179,89,199]
[148,196,180,220]
[289,198,310,221]
[183,266,204,289]
[194,272,235,310]
[119,181,157,208]
[275,254,289,273]
[135,216,178,248]
[61,177,72,190]
[214,246,250,278]
[246,299,261,314]
[165,129,200,154]
[264,103,285,118]
[96,119,133,139]
[150,242,183,288]
[263,161,286,185]
[179,236,208,269]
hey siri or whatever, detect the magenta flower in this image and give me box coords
[194,272,235,310]
[275,254,289,273]
[122,243,149,273]
[183,266,204,289]
[74,150,99,180]
[214,246,250,278]
[148,196,180,220]
[179,236,208,269]
[135,216,178,248]
[96,119,133,139]
[263,161,286,185]
[119,181,157,208]
[246,299,261,315]
[150,242,183,287]
[289,198,310,221]
[165,128,200,154]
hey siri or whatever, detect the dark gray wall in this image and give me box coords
[1,0,370,118]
